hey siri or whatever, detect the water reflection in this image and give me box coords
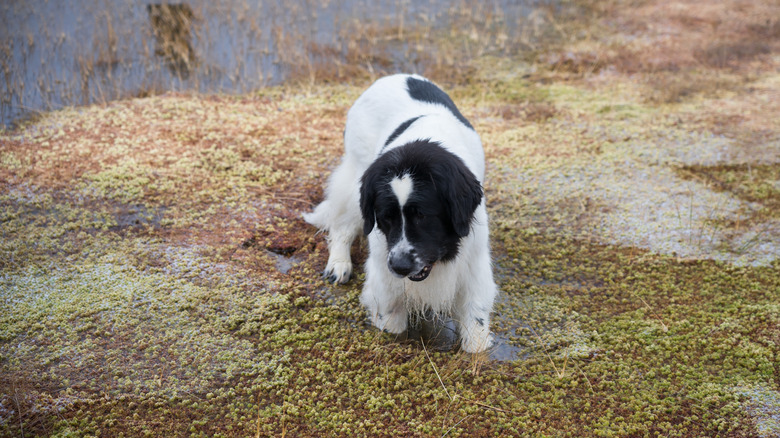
[1,0,554,127]
[148,4,197,76]
[399,312,527,361]
[401,313,460,352]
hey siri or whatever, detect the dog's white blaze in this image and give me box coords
[389,216,418,264]
[390,233,414,259]
[389,174,413,208]
[389,174,418,268]
[388,174,421,270]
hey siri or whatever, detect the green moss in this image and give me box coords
[677,163,780,215]
[2,4,779,437]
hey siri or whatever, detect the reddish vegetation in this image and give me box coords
[602,0,780,73]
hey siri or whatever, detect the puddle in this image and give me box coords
[2,0,551,127]
[488,335,527,361]
[239,234,304,275]
[315,285,527,359]
[734,385,780,438]
[397,313,460,352]
[394,313,533,361]
[264,249,303,275]
[309,260,593,362]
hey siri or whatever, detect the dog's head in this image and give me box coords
[360,140,483,281]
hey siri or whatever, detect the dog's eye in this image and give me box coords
[376,214,394,231]
[413,211,426,223]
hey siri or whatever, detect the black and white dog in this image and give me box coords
[304,74,497,353]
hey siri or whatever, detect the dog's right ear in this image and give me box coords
[359,169,377,235]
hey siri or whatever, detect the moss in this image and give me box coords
[676,163,780,215]
[2,1,780,437]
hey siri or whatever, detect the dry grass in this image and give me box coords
[605,1,780,72]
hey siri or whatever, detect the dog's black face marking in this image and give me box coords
[405,77,474,130]
[383,116,424,150]
[360,140,483,277]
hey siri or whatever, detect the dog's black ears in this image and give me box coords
[438,161,483,238]
[359,170,377,236]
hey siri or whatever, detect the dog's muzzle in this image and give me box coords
[388,252,433,281]
[407,264,433,281]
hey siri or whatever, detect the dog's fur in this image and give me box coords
[304,74,497,353]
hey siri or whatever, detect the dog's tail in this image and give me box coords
[302,201,331,231]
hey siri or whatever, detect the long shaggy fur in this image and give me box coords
[304,74,497,353]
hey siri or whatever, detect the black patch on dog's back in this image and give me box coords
[406,77,474,130]
[383,116,424,150]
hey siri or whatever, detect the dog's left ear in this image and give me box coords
[438,161,483,238]
[359,169,378,236]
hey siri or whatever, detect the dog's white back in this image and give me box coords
[344,74,485,179]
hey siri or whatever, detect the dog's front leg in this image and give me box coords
[454,266,497,354]
[322,227,358,283]
[360,233,407,333]
[303,156,364,284]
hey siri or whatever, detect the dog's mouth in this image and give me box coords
[408,264,433,282]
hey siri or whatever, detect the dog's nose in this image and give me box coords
[388,252,416,277]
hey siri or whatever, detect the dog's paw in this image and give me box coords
[460,329,494,354]
[323,259,352,284]
[378,311,407,334]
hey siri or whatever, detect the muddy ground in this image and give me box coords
[1,1,779,436]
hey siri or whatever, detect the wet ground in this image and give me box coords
[2,0,780,436]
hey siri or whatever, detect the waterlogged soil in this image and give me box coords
[2,1,780,437]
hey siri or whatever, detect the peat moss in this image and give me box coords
[2,88,778,437]
[2,3,780,437]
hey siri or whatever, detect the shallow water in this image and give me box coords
[396,313,528,360]
[265,249,303,275]
[1,0,546,127]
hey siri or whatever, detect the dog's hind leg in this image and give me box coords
[303,156,364,284]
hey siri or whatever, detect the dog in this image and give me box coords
[304,74,497,353]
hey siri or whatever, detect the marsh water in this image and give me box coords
[1,0,551,127]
